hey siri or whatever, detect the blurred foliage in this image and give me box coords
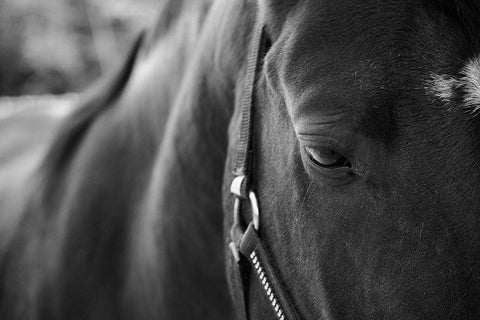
[0,0,158,96]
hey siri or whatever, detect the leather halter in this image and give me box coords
[228,7,301,320]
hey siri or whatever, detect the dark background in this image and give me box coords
[0,0,158,96]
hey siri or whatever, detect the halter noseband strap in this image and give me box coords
[228,6,301,320]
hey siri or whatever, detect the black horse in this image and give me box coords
[0,0,480,319]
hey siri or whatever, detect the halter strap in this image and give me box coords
[229,5,301,320]
[231,6,265,193]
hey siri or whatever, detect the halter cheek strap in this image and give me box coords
[228,7,301,320]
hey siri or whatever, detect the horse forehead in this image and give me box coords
[266,1,480,124]
[266,3,409,118]
[274,1,416,83]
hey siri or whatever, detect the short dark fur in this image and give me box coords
[225,0,480,319]
[427,0,480,36]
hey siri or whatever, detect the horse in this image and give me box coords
[1,0,480,319]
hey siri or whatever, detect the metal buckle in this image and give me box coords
[230,175,247,199]
[230,177,261,261]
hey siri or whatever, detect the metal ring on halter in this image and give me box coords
[248,191,260,231]
[229,192,260,263]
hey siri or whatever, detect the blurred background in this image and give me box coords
[0,0,158,97]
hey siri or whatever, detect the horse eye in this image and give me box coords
[305,147,352,169]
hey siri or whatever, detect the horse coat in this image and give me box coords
[1,0,480,319]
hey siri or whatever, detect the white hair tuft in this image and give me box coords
[460,57,480,115]
[425,56,480,116]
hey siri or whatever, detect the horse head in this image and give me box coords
[224,1,480,319]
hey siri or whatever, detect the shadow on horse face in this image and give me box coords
[224,1,480,319]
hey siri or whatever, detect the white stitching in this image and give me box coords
[250,251,286,320]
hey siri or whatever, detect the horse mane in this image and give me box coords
[38,32,144,188]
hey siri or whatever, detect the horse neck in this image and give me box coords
[60,0,257,319]
[123,1,256,319]
[0,1,254,318]
[0,2,216,319]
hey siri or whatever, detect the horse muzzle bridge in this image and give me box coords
[227,5,301,320]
